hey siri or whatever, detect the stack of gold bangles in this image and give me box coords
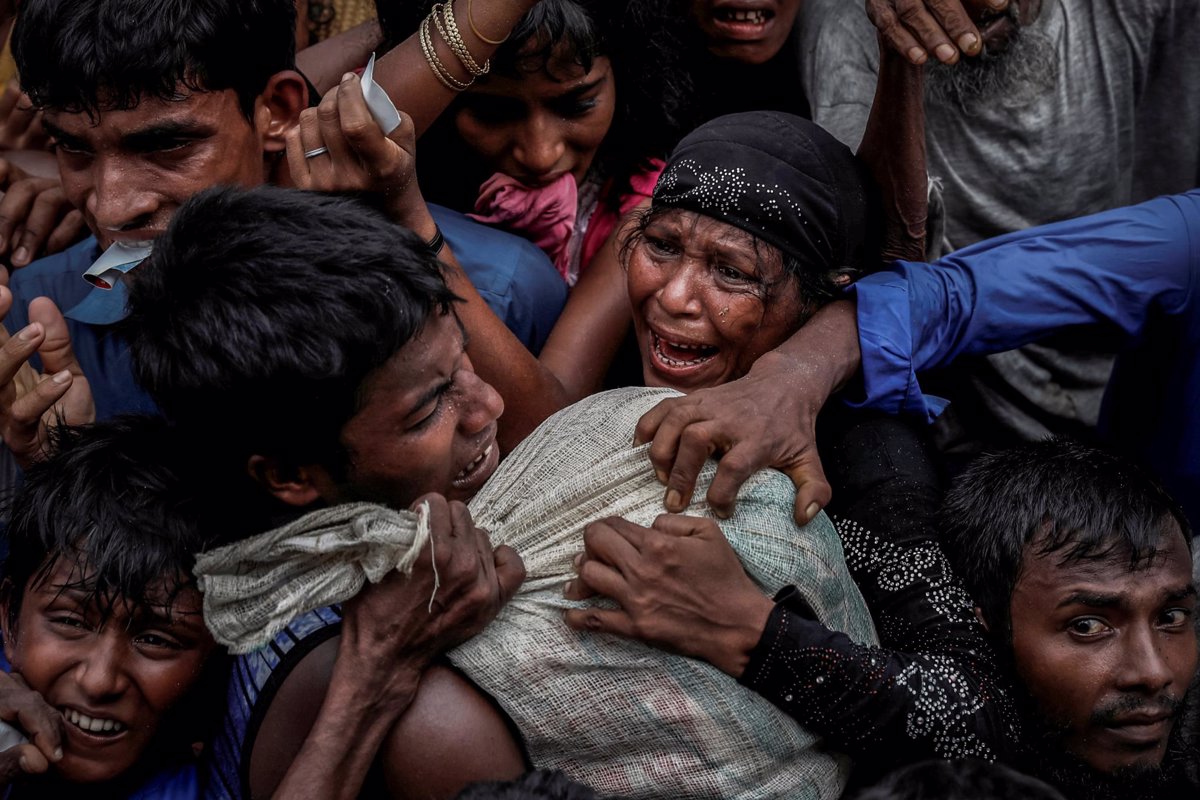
[420,1,491,92]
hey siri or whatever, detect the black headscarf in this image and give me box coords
[651,111,877,272]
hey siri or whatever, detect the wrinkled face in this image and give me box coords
[335,311,505,506]
[1,560,215,784]
[1008,526,1198,774]
[453,49,616,188]
[627,208,806,391]
[43,88,270,250]
[689,0,803,64]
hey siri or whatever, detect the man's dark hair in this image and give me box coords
[126,185,457,528]
[939,438,1193,641]
[13,0,297,118]
[1,416,211,625]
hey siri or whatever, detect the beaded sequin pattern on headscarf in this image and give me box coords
[652,111,875,273]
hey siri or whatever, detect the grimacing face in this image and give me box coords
[1,559,215,784]
[1007,525,1198,774]
[43,88,277,250]
[325,311,505,508]
[627,208,806,392]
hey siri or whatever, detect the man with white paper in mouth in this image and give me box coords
[0,0,565,475]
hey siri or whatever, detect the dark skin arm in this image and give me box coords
[635,38,923,525]
[372,0,540,138]
[253,495,526,800]
[286,72,575,450]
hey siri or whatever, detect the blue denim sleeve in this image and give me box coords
[844,191,1200,420]
[430,204,567,354]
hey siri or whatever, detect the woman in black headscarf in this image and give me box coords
[555,57,1021,783]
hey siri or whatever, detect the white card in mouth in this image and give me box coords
[83,241,153,290]
[361,53,403,135]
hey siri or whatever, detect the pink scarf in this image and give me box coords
[467,172,578,281]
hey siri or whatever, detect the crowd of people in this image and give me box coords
[0,1,1194,798]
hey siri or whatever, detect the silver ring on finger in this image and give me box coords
[303,146,330,159]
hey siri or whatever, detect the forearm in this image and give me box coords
[375,0,538,137]
[270,658,422,800]
[741,600,1013,766]
[297,20,384,95]
[398,194,572,448]
[756,300,862,407]
[856,38,926,263]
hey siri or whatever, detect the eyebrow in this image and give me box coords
[42,120,85,146]
[1057,591,1124,609]
[120,120,211,149]
[1056,584,1197,609]
[554,74,607,101]
[44,119,209,149]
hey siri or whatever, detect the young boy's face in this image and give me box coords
[1,557,216,783]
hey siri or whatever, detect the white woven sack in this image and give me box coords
[454,387,878,799]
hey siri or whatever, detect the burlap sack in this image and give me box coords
[196,387,877,797]
[452,387,877,798]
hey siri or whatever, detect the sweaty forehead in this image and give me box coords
[43,88,248,138]
[1016,524,1194,597]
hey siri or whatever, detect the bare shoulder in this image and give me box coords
[247,635,341,799]
[379,664,528,799]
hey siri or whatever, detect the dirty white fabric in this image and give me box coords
[195,387,876,798]
[195,502,430,654]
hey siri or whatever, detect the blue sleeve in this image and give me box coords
[845,191,1200,420]
[430,204,567,354]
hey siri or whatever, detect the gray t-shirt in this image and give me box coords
[798,0,1200,442]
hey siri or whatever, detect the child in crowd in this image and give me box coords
[0,417,225,799]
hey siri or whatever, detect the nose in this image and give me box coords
[456,365,504,436]
[73,632,129,702]
[510,113,565,181]
[85,156,158,235]
[1116,624,1177,695]
[657,260,704,319]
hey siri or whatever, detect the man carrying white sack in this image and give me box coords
[123,183,878,800]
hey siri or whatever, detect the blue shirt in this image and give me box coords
[848,191,1200,528]
[3,206,567,419]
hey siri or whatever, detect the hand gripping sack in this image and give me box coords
[452,387,878,798]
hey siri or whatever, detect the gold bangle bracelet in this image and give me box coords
[434,2,489,77]
[466,0,510,46]
[420,14,472,91]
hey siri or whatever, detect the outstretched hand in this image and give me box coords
[0,288,95,467]
[866,0,1001,64]
[286,72,422,223]
[337,494,525,712]
[563,514,774,678]
[0,673,63,786]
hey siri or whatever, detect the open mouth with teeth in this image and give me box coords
[651,331,719,370]
[456,444,493,482]
[63,707,128,738]
[715,8,772,26]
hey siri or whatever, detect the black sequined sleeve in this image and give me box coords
[738,414,1018,772]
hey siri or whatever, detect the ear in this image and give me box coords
[246,454,325,508]
[973,605,991,633]
[254,70,309,157]
[1,579,18,668]
[832,269,856,288]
